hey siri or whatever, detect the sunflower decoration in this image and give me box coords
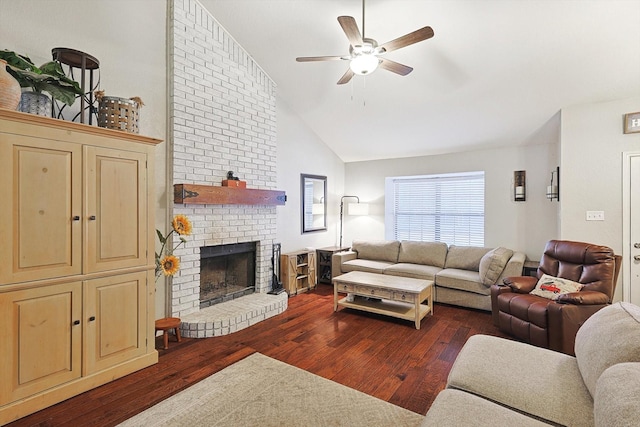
[155,215,192,281]
[172,214,192,236]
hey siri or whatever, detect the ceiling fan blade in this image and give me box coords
[379,26,434,53]
[337,16,363,47]
[337,68,355,85]
[379,58,413,76]
[296,56,345,62]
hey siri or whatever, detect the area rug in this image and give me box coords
[118,352,424,427]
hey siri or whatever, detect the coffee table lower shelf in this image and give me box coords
[336,296,431,328]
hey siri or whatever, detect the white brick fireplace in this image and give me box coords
[167,0,287,335]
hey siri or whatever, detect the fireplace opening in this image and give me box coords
[200,242,256,308]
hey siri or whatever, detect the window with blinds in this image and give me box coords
[384,171,485,246]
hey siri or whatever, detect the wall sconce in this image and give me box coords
[514,170,526,202]
[339,195,369,247]
[546,167,560,201]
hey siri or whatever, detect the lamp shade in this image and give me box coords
[347,202,369,216]
[311,203,324,215]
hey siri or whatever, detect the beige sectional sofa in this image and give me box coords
[332,240,526,311]
[423,302,640,426]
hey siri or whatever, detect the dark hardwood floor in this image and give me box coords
[8,285,510,427]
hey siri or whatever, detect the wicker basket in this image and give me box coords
[97,96,140,133]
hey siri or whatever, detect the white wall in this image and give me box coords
[560,96,640,301]
[276,97,345,253]
[0,0,167,140]
[344,139,559,261]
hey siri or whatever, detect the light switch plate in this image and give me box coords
[586,211,605,221]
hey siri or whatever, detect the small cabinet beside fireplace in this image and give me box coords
[281,250,316,296]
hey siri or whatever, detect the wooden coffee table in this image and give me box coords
[333,271,433,329]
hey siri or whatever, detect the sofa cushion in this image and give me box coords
[436,269,489,295]
[575,302,640,397]
[448,334,594,426]
[445,246,491,271]
[529,274,583,300]
[397,241,448,268]
[351,240,400,263]
[342,259,395,274]
[383,263,442,280]
[594,363,640,427]
[435,286,492,311]
[478,247,513,285]
[422,389,550,427]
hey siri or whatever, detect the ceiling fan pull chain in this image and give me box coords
[363,76,367,107]
[350,78,354,102]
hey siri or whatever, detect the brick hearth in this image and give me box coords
[180,293,287,338]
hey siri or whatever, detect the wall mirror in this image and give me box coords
[301,174,327,233]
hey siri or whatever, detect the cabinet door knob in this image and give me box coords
[89,316,96,322]
[89,215,96,220]
[73,320,80,325]
[635,255,640,261]
[635,243,640,249]
[72,216,80,221]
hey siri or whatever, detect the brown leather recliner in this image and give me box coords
[491,240,621,356]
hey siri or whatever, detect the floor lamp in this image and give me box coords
[339,195,369,247]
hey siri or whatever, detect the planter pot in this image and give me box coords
[0,59,21,110]
[19,91,52,116]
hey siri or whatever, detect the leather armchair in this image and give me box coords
[491,240,621,356]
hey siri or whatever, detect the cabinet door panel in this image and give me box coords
[84,272,146,374]
[85,147,147,272]
[307,252,316,288]
[281,254,297,295]
[0,282,82,405]
[0,135,82,284]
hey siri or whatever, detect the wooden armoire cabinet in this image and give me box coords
[0,109,161,424]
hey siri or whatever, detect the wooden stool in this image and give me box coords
[155,317,182,350]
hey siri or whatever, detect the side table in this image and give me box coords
[317,246,350,284]
[522,260,539,277]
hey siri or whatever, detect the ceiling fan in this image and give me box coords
[296,0,434,85]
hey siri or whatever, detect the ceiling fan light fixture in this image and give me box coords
[349,54,379,75]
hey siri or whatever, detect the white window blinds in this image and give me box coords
[385,172,485,246]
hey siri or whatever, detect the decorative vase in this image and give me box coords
[19,91,52,117]
[0,59,21,110]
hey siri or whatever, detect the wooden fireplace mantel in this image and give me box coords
[174,183,286,205]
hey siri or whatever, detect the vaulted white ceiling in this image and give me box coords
[200,0,640,162]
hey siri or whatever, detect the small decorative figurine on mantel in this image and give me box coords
[222,171,246,188]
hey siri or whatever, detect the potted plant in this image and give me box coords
[0,49,83,115]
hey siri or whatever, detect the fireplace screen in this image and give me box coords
[200,242,256,308]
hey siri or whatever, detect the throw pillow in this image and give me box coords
[530,274,582,300]
[478,247,514,286]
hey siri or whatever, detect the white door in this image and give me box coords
[624,153,640,305]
